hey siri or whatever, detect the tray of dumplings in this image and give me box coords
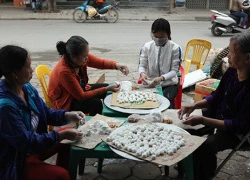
[109,81,160,109]
[62,114,125,149]
[103,123,206,166]
[111,91,160,109]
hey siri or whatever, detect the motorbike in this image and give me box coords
[73,0,119,23]
[210,10,250,36]
[210,1,250,36]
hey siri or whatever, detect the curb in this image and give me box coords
[0,7,212,21]
[195,17,211,21]
[0,17,211,21]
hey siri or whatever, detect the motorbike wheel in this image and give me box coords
[211,23,223,36]
[73,9,87,23]
[105,8,119,23]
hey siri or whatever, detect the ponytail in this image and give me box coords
[56,41,67,56]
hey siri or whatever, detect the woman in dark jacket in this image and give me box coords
[178,31,250,179]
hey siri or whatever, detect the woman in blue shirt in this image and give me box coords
[178,31,250,179]
[0,45,84,180]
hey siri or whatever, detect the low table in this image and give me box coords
[68,116,194,180]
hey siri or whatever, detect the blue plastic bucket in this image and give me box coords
[176,0,186,6]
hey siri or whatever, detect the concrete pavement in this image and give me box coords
[1,4,250,179]
[0,4,217,21]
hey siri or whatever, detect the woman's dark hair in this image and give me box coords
[56,36,89,68]
[0,45,28,78]
[151,18,172,40]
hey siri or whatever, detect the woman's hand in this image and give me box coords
[59,129,83,141]
[182,115,204,126]
[107,84,120,92]
[116,63,129,76]
[140,73,149,85]
[65,111,85,123]
[178,104,196,120]
[148,77,162,88]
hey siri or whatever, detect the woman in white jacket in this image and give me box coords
[138,18,182,108]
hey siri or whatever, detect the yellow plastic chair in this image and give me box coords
[36,65,90,176]
[35,65,54,131]
[35,65,89,132]
[183,39,212,74]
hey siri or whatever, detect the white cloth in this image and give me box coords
[138,40,182,87]
[31,111,39,133]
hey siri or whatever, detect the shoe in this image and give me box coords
[239,25,247,29]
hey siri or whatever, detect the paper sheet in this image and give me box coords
[133,84,158,93]
[183,69,207,89]
[161,109,204,130]
[104,123,206,166]
[61,114,125,149]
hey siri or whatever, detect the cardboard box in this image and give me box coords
[88,73,105,84]
[194,78,220,102]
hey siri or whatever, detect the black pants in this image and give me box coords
[193,130,240,180]
[162,82,179,109]
[70,83,108,116]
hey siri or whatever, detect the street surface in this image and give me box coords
[2,20,248,180]
[0,20,231,65]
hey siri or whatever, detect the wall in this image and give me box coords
[118,0,170,10]
[57,0,171,10]
[186,0,229,9]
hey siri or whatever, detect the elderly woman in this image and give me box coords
[0,45,84,180]
[178,31,250,179]
[48,35,129,115]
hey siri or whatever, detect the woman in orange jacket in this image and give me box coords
[48,35,129,115]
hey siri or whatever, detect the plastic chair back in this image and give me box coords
[35,65,54,131]
[183,39,212,74]
[174,65,185,109]
[35,65,53,108]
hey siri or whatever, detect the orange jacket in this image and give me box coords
[48,54,117,110]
